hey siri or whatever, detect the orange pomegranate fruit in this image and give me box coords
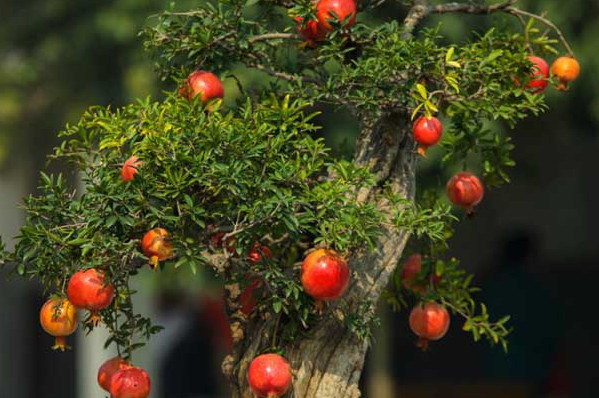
[316,0,357,31]
[110,366,151,398]
[39,298,78,351]
[409,302,450,349]
[97,357,130,392]
[413,116,443,156]
[248,353,292,398]
[121,155,142,183]
[67,268,114,326]
[301,249,350,301]
[446,172,484,215]
[551,56,580,91]
[142,227,174,269]
[180,70,224,105]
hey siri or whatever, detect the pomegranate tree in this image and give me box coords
[0,0,579,397]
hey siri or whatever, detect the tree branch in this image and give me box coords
[402,0,517,40]
[248,32,300,44]
[505,7,575,57]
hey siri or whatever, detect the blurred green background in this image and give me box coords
[1,0,598,397]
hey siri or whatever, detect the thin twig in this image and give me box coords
[248,33,300,44]
[505,7,575,57]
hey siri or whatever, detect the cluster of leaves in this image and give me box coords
[144,1,553,190]
[0,93,388,354]
[387,255,511,351]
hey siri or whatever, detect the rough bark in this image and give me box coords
[223,111,416,397]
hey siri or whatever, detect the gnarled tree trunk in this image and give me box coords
[223,112,416,397]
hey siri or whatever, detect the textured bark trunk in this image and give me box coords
[224,112,416,397]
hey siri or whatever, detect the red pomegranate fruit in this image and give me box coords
[180,70,224,105]
[295,16,326,43]
[551,56,580,91]
[121,155,142,183]
[209,230,237,254]
[301,249,350,301]
[248,242,273,264]
[67,268,114,325]
[110,366,151,398]
[316,0,357,31]
[248,353,292,398]
[401,254,423,292]
[526,55,549,94]
[39,298,78,351]
[98,357,130,392]
[409,302,450,349]
[413,116,443,156]
[142,227,174,269]
[446,172,484,215]
[240,277,263,316]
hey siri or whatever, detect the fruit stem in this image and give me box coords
[416,337,430,351]
[87,312,102,327]
[52,336,71,351]
[556,79,569,92]
[417,146,428,157]
[315,300,325,315]
[149,256,159,270]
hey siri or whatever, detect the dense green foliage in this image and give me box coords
[0,0,578,366]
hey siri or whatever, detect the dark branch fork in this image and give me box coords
[401,0,574,56]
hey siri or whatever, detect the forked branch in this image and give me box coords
[402,0,575,57]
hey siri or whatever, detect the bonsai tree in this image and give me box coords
[0,0,580,397]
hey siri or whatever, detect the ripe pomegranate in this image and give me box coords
[121,155,142,183]
[67,268,115,325]
[400,254,424,292]
[446,172,484,215]
[248,353,292,398]
[551,56,580,91]
[525,55,549,94]
[409,302,450,340]
[316,0,357,31]
[39,298,78,351]
[295,16,326,43]
[98,357,130,392]
[248,242,273,264]
[209,230,237,254]
[142,228,174,269]
[301,249,350,301]
[240,277,263,316]
[180,70,224,105]
[413,116,443,156]
[110,366,151,398]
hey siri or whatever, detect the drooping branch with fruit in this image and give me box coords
[0,1,580,397]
